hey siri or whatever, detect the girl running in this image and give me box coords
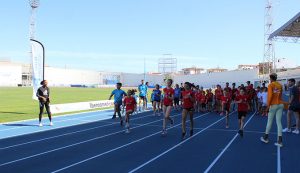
[206,89,214,112]
[221,90,231,128]
[152,84,162,116]
[162,79,175,135]
[181,82,196,139]
[123,89,137,133]
[215,85,223,113]
[235,88,249,137]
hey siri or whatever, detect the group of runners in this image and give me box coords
[36,73,300,147]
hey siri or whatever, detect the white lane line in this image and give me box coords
[0,110,154,139]
[203,111,256,173]
[0,113,155,150]
[0,112,184,167]
[128,112,237,173]
[277,146,281,173]
[50,112,211,173]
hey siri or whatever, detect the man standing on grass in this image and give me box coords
[36,80,53,127]
[109,83,127,126]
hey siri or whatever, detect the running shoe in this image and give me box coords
[238,130,243,138]
[112,115,116,119]
[292,129,299,134]
[50,122,53,126]
[190,129,194,137]
[161,129,167,136]
[170,118,174,126]
[260,136,269,144]
[274,142,283,147]
[282,128,291,133]
[182,132,186,140]
[39,123,43,127]
[220,112,224,116]
[125,128,130,134]
[120,120,123,126]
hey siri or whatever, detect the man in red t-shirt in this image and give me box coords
[235,88,250,137]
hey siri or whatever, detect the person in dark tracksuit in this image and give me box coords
[36,80,53,127]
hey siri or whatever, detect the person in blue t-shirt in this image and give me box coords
[109,83,127,125]
[174,84,182,111]
[138,80,148,111]
[152,84,162,116]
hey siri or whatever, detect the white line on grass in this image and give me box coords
[0,112,156,150]
[50,112,211,173]
[0,112,185,167]
[203,111,256,173]
[128,111,237,173]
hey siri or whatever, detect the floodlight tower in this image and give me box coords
[29,0,39,39]
[263,0,276,77]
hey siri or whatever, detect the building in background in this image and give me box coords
[237,64,258,70]
[180,67,205,75]
[207,67,228,73]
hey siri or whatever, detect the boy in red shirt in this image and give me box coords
[215,85,223,113]
[221,90,231,128]
[195,88,202,113]
[206,89,214,112]
[162,79,175,135]
[235,88,250,137]
[123,89,137,133]
[181,82,196,139]
[200,90,207,112]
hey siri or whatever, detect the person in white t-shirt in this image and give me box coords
[261,87,268,116]
[257,87,263,115]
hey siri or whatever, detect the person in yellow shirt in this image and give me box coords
[260,73,284,147]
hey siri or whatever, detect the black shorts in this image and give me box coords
[289,105,300,112]
[139,96,145,100]
[238,111,247,119]
[174,98,180,105]
[153,99,161,103]
[183,107,194,112]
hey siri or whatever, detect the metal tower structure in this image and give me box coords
[29,0,39,39]
[263,0,276,76]
[28,0,40,86]
[158,54,177,74]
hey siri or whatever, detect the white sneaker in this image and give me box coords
[161,129,167,136]
[282,128,291,133]
[292,129,299,134]
[274,142,283,147]
[50,122,53,126]
[125,128,130,133]
[39,123,43,127]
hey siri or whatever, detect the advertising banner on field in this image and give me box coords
[51,100,114,114]
[30,39,44,100]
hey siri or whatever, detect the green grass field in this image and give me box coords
[0,87,115,123]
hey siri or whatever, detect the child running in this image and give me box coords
[152,84,162,116]
[235,88,249,137]
[162,79,175,135]
[221,90,231,128]
[109,83,127,126]
[123,89,137,133]
[181,82,196,139]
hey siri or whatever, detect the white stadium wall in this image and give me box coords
[45,67,101,87]
[0,64,22,86]
[120,73,165,87]
[174,69,259,88]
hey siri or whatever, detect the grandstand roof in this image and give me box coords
[269,12,300,41]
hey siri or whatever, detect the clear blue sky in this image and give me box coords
[0,0,299,73]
